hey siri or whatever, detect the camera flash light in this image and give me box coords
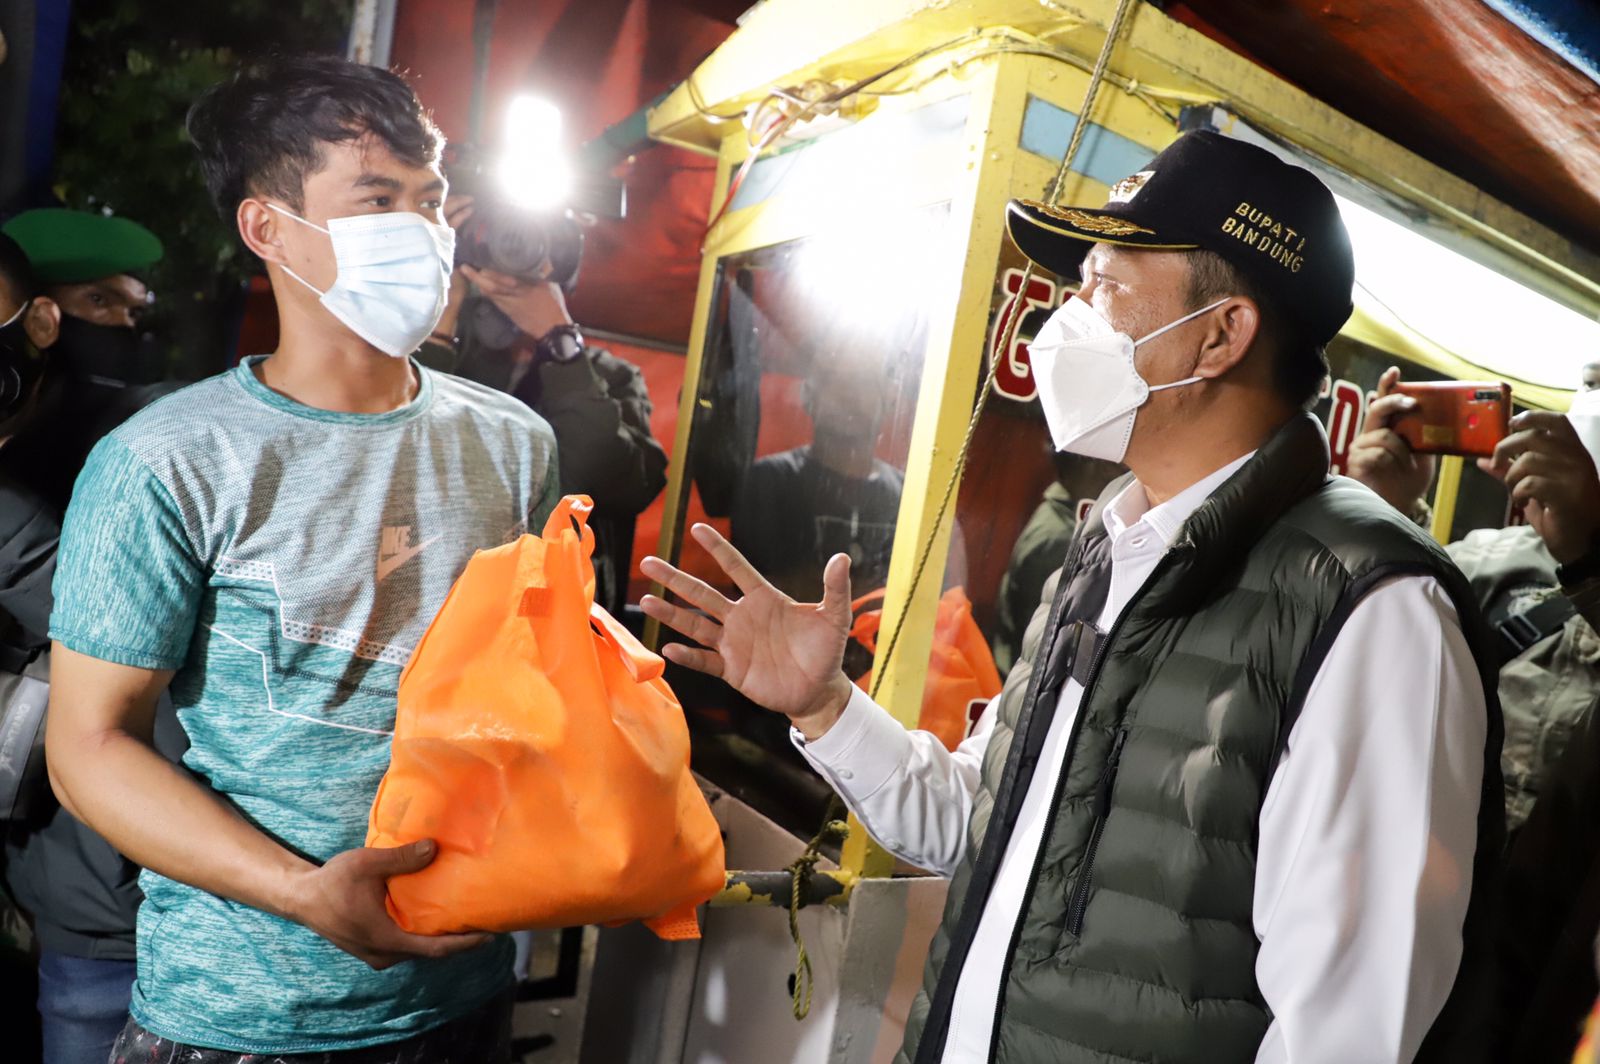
[499,94,573,210]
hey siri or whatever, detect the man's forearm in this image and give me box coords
[51,727,315,923]
[794,686,989,875]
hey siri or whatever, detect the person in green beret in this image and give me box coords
[1,208,163,389]
[0,209,173,513]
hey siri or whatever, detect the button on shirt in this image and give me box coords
[795,455,1486,1063]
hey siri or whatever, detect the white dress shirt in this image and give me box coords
[795,456,1486,1064]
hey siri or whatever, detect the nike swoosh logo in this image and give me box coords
[376,535,441,582]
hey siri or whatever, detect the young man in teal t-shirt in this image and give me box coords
[45,55,558,1061]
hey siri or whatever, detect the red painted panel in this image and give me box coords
[389,0,736,346]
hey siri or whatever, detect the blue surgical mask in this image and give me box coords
[269,205,455,358]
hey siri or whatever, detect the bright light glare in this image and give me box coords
[497,94,572,210]
[1337,194,1600,390]
[791,206,953,357]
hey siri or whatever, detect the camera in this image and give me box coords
[446,142,588,294]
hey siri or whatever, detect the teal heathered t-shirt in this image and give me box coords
[49,357,559,1053]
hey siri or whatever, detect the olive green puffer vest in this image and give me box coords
[898,414,1504,1064]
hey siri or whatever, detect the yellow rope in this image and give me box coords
[784,0,1142,1023]
[785,818,848,1019]
[867,0,1142,702]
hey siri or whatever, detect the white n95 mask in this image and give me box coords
[1026,295,1228,462]
[268,204,455,358]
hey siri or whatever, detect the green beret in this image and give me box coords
[1,208,163,285]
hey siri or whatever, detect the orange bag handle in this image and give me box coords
[543,494,597,559]
[850,588,888,650]
[590,602,666,684]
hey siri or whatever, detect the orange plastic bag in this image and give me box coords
[367,495,725,940]
[850,587,1003,751]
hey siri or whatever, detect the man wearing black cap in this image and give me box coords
[640,129,1503,1064]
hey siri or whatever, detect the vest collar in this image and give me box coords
[1078,413,1333,613]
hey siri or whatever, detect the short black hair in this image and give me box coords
[0,233,39,308]
[1183,248,1327,411]
[186,54,444,219]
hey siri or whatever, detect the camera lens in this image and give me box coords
[486,216,551,278]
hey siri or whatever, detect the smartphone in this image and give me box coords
[1391,381,1512,458]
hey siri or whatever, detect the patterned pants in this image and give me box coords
[108,988,512,1064]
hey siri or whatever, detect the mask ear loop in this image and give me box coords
[263,203,333,298]
[1133,295,1231,347]
[0,299,31,329]
[1135,295,1233,392]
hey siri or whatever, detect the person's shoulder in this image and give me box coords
[428,369,556,445]
[750,446,809,476]
[106,372,242,438]
[98,372,249,465]
[1278,474,1454,574]
[870,457,906,488]
[1017,490,1078,551]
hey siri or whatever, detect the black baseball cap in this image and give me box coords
[1006,129,1355,345]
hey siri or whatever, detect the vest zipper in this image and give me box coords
[1066,725,1129,936]
[985,617,1118,1064]
[984,547,1183,1064]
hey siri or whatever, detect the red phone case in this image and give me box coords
[1391,381,1512,458]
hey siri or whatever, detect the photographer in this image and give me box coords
[421,195,666,617]
[1350,365,1600,1061]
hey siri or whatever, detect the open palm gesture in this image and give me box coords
[640,524,855,739]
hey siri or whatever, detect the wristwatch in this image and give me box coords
[1556,529,1600,587]
[535,324,584,364]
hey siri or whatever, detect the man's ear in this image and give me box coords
[238,200,288,265]
[1194,296,1262,380]
[23,296,60,349]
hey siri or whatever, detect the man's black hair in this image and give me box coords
[0,233,39,308]
[186,54,444,219]
[1183,249,1329,411]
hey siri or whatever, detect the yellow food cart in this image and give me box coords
[581,3,1600,1060]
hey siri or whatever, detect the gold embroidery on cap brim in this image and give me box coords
[1019,200,1156,237]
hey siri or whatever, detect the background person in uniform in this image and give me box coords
[419,197,666,618]
[0,225,184,1062]
[0,208,173,513]
[642,130,1503,1064]
[1,208,163,386]
[0,230,188,1064]
[0,232,59,681]
[990,452,1122,678]
[44,55,558,1064]
[1351,366,1600,1061]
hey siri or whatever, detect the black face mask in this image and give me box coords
[54,314,163,387]
[0,303,49,425]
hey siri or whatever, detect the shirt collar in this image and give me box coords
[1103,451,1257,549]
